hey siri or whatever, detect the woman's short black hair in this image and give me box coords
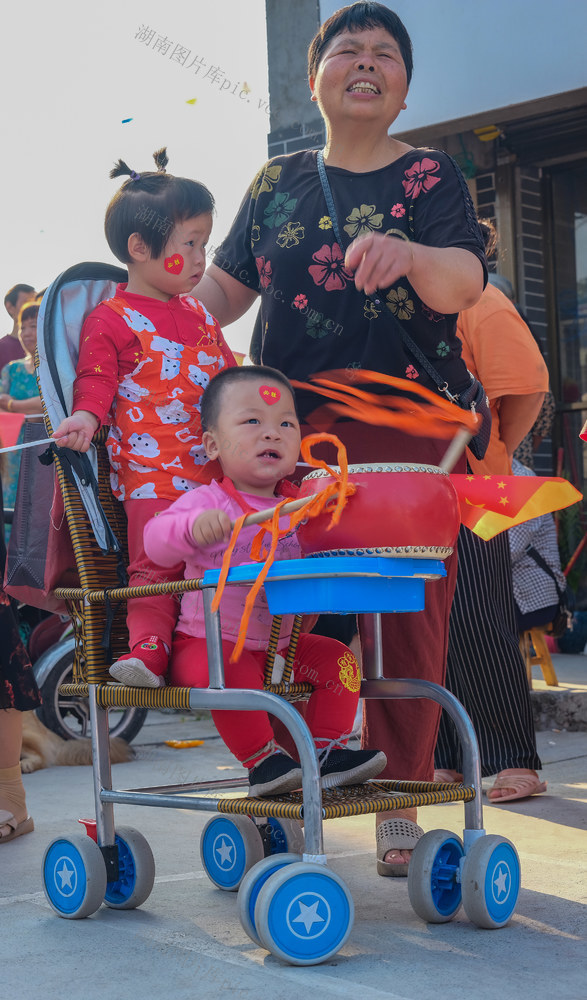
[19,301,39,325]
[308,2,413,85]
[200,365,298,432]
[104,147,215,263]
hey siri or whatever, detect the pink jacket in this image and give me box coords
[144,479,300,649]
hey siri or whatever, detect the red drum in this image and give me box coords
[297,463,460,559]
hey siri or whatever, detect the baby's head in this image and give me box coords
[104,147,214,298]
[201,366,301,497]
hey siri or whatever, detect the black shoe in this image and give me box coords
[318,746,387,789]
[248,752,303,798]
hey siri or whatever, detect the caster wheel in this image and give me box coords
[200,815,264,891]
[42,834,107,918]
[103,827,155,909]
[254,861,354,966]
[263,817,305,856]
[461,834,520,928]
[408,829,464,923]
[237,853,302,946]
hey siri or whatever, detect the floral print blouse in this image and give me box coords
[215,148,487,420]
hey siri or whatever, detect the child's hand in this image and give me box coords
[53,410,99,452]
[192,509,232,547]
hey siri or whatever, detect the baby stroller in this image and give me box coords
[34,261,521,966]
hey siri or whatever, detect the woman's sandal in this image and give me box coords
[487,769,547,803]
[0,809,34,844]
[376,818,424,877]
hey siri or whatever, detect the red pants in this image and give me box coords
[170,631,359,764]
[123,498,184,668]
[298,422,464,782]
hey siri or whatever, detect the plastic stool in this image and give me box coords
[519,627,559,687]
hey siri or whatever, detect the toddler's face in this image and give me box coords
[203,379,301,497]
[139,213,213,299]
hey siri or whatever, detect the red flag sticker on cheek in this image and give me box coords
[164,254,184,275]
[259,385,281,404]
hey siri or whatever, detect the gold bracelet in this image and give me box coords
[6,398,13,411]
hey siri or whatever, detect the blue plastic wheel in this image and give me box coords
[103,827,155,909]
[237,853,302,945]
[461,834,521,928]
[408,829,464,923]
[254,861,354,965]
[264,817,305,856]
[200,815,264,891]
[42,834,107,919]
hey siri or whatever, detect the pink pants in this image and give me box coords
[170,631,359,764]
[123,498,184,670]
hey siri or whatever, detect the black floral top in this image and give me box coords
[215,149,487,420]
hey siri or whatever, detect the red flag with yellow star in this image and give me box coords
[449,473,582,540]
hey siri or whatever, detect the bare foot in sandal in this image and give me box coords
[487,769,547,803]
[376,807,423,876]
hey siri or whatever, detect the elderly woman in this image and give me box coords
[197,1,486,874]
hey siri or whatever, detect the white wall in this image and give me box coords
[319,0,587,129]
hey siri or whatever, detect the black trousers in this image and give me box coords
[435,526,541,777]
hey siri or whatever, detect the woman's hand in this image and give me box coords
[192,509,232,547]
[345,234,414,297]
[52,410,99,452]
[346,235,484,314]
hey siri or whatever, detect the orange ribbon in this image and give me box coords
[292,369,479,439]
[211,432,355,662]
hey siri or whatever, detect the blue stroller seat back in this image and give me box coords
[36,262,127,553]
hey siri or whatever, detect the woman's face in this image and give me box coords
[310,27,408,130]
[19,318,37,355]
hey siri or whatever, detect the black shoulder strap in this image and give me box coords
[525,544,565,599]
[316,150,458,402]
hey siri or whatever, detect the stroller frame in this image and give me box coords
[37,263,521,965]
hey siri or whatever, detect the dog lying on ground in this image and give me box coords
[20,711,134,773]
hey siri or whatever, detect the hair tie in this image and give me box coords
[130,171,141,181]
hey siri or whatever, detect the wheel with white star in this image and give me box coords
[254,861,354,966]
[407,829,464,923]
[237,853,302,946]
[200,815,264,891]
[42,834,107,918]
[103,827,155,909]
[461,835,520,928]
[263,817,305,856]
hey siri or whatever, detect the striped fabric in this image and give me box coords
[435,526,542,777]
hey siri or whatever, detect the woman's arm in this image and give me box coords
[345,234,484,314]
[195,264,259,327]
[498,392,546,460]
[0,394,43,414]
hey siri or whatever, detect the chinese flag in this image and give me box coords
[450,473,582,540]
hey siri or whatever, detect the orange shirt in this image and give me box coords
[457,284,548,475]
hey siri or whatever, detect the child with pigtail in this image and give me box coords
[54,148,235,687]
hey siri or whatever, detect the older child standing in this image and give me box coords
[53,148,235,687]
[144,365,386,796]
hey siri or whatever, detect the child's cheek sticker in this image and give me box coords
[164,254,184,275]
[259,385,281,405]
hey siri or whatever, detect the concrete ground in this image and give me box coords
[2,656,586,1000]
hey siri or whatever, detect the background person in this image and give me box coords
[0,479,40,844]
[434,220,549,803]
[196,2,487,873]
[0,284,35,373]
[0,300,43,518]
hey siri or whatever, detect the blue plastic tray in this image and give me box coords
[203,556,446,615]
